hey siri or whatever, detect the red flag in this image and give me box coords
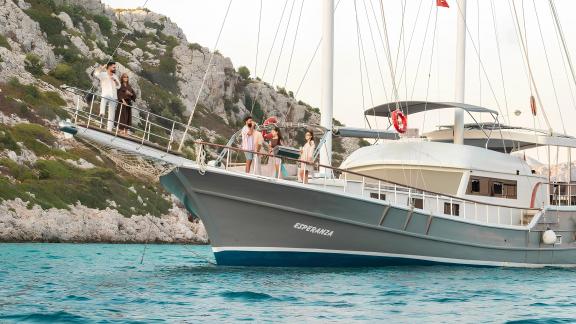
[437,0,449,8]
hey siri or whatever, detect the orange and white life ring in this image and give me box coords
[392,109,407,133]
[261,116,278,140]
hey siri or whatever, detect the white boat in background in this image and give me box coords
[60,0,576,267]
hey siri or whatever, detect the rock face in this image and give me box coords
[0,0,57,76]
[0,198,208,243]
[115,9,186,41]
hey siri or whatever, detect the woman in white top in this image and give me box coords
[299,130,315,184]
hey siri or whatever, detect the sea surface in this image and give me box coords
[1,244,576,323]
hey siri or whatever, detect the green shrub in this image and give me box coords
[24,0,64,47]
[11,123,56,156]
[50,63,91,89]
[0,34,11,50]
[188,43,203,52]
[25,53,44,76]
[144,21,162,30]
[238,66,250,80]
[0,126,20,153]
[93,15,112,37]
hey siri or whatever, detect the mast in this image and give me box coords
[454,0,467,145]
[320,0,334,168]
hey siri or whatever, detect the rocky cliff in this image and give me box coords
[0,0,362,243]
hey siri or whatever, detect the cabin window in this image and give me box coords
[444,202,460,216]
[370,193,386,200]
[471,179,480,193]
[410,198,423,209]
[467,176,517,199]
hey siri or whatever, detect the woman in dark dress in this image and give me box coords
[115,73,136,135]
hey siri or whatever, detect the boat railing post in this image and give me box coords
[449,197,453,215]
[408,188,412,206]
[167,121,176,152]
[87,96,95,128]
[394,184,397,204]
[343,172,347,193]
[141,112,150,145]
[361,177,365,197]
[115,104,123,137]
[474,202,477,221]
[378,180,381,199]
[74,94,81,123]
[436,195,439,214]
[226,148,230,171]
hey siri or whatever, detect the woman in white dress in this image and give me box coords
[299,130,315,184]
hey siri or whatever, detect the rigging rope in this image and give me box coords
[271,0,296,86]
[550,2,576,112]
[354,0,366,127]
[378,1,401,106]
[284,0,305,88]
[453,1,504,119]
[532,0,566,134]
[510,0,552,134]
[549,0,576,111]
[409,1,434,99]
[489,0,510,125]
[294,0,343,98]
[254,0,263,77]
[179,0,234,151]
[396,0,424,91]
[250,0,288,117]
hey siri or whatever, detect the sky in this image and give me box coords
[102,0,576,161]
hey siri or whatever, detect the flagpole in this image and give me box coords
[454,0,466,145]
[320,0,334,172]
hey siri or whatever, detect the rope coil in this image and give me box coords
[196,144,207,175]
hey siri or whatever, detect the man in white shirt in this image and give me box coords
[94,62,120,131]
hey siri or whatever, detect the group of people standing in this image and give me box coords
[94,61,136,134]
[241,115,316,183]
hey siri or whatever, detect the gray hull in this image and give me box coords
[160,166,576,267]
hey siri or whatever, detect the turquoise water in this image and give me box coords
[1,244,576,323]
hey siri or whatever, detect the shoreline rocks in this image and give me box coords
[0,198,209,244]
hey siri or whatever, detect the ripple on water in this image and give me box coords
[220,291,275,302]
[65,295,91,301]
[0,311,88,323]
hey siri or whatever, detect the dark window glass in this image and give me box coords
[410,198,423,209]
[471,179,480,193]
[370,193,387,201]
[444,203,460,216]
[493,182,503,196]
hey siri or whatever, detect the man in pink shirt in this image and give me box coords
[241,115,255,173]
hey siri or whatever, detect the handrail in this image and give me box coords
[61,85,192,131]
[193,141,541,211]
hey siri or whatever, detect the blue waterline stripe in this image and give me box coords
[213,250,481,267]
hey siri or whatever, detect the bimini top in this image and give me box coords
[364,101,499,117]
